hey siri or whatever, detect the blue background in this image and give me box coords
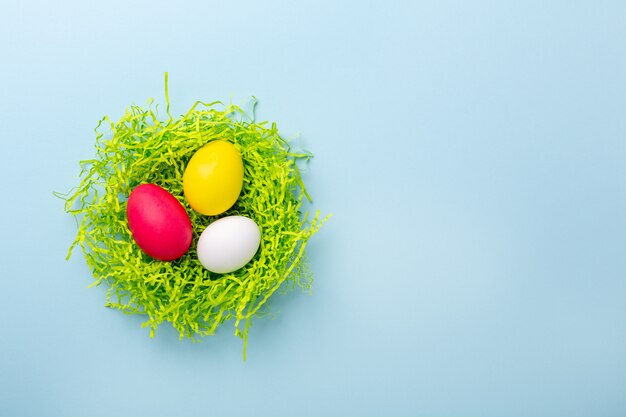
[1,1,625,416]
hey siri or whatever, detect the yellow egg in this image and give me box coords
[183,140,244,216]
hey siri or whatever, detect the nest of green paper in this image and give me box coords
[57,76,327,358]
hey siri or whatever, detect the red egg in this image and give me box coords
[126,184,192,261]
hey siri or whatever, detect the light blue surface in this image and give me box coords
[1,1,626,416]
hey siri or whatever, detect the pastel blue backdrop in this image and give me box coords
[1,1,625,416]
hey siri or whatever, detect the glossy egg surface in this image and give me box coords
[196,215,261,274]
[183,140,244,216]
[126,184,192,261]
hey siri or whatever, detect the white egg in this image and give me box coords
[196,215,261,274]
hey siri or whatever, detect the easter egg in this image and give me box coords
[196,216,261,274]
[126,184,192,261]
[183,140,244,216]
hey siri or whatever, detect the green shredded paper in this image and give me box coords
[56,74,328,358]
